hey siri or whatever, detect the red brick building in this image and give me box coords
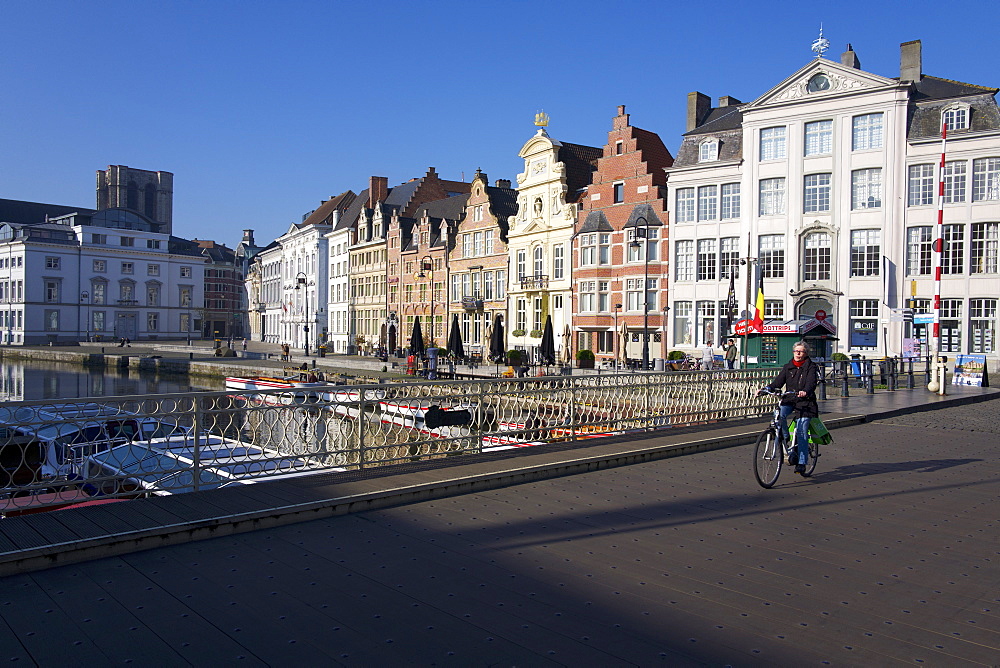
[573,105,673,367]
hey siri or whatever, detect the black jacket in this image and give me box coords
[767,357,819,418]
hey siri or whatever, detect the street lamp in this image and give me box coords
[80,291,89,342]
[613,303,622,367]
[295,271,310,356]
[417,256,434,346]
[630,216,652,370]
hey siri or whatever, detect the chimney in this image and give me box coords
[717,96,742,107]
[687,92,711,132]
[841,44,861,70]
[368,176,389,207]
[495,179,511,189]
[900,40,922,83]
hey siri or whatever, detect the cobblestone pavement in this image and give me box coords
[874,399,1000,433]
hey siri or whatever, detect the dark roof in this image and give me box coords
[168,236,211,257]
[413,193,469,222]
[0,198,94,225]
[384,179,421,210]
[300,191,356,228]
[335,188,369,232]
[576,210,614,236]
[683,105,744,136]
[623,203,664,229]
[558,142,602,202]
[912,75,999,101]
[486,186,518,221]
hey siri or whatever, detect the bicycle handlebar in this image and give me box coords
[756,388,799,399]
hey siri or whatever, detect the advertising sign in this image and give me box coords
[952,354,988,387]
[850,320,878,347]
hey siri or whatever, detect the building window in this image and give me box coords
[597,330,614,354]
[613,182,624,204]
[764,300,784,318]
[147,284,160,306]
[45,257,61,270]
[699,139,719,162]
[579,281,596,312]
[850,229,881,277]
[515,299,526,332]
[697,239,717,281]
[579,234,597,266]
[676,188,695,222]
[180,266,192,278]
[972,158,1000,202]
[852,168,882,209]
[673,301,692,345]
[759,178,786,216]
[147,312,159,331]
[533,297,542,331]
[45,281,59,302]
[849,299,879,349]
[627,228,658,262]
[44,310,59,331]
[720,237,740,279]
[147,264,160,276]
[93,260,106,272]
[970,299,996,353]
[533,246,543,276]
[92,283,106,305]
[598,234,610,265]
[759,234,785,279]
[91,233,107,244]
[146,239,161,249]
[485,230,494,254]
[120,282,134,302]
[971,222,999,274]
[804,120,833,156]
[696,300,716,347]
[625,278,649,311]
[473,205,483,222]
[943,161,967,203]
[759,127,786,161]
[120,236,134,247]
[908,164,935,206]
[852,113,883,150]
[942,224,965,274]
[940,299,962,353]
[675,240,694,281]
[497,270,506,299]
[803,174,831,213]
[803,232,832,281]
[615,140,623,155]
[553,244,565,279]
[943,105,969,131]
[906,226,932,276]
[121,262,133,274]
[697,185,718,221]
[720,183,740,219]
[93,311,105,332]
[598,281,609,312]
[516,250,526,279]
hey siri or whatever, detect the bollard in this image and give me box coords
[840,364,850,397]
[888,357,897,391]
[906,358,915,389]
[817,364,827,401]
[189,352,194,360]
[865,359,875,394]
[924,355,933,386]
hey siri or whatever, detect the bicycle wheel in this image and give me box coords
[801,441,819,477]
[753,428,782,488]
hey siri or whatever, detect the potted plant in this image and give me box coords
[667,350,685,371]
[831,351,849,377]
[506,349,525,367]
[576,349,595,369]
[529,329,542,338]
[511,329,526,337]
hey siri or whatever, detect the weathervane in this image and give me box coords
[534,110,550,127]
[811,25,830,58]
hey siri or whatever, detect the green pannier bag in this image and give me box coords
[790,417,833,445]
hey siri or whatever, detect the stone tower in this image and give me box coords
[96,165,174,234]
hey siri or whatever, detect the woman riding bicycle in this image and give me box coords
[762,341,818,475]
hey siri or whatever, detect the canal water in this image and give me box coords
[0,359,225,403]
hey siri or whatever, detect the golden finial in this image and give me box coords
[534,111,550,127]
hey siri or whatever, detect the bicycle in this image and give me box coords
[753,388,820,488]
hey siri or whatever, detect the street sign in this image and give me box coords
[913,313,934,324]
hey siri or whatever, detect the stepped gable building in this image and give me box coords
[447,169,517,360]
[665,39,1000,365]
[508,114,601,362]
[96,165,173,235]
[573,105,673,366]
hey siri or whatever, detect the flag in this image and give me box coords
[725,270,738,333]
[751,263,764,332]
[282,301,288,312]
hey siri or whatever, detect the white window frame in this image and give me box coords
[852,113,883,151]
[804,120,833,156]
[759,126,786,161]
[697,185,718,221]
[759,178,786,216]
[699,139,719,162]
[675,188,695,222]
[803,173,831,213]
[972,158,1000,202]
[852,168,883,209]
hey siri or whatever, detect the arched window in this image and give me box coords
[943,103,970,131]
[699,139,719,162]
[802,232,832,281]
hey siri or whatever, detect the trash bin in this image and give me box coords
[318,345,326,358]
[850,354,862,378]
[654,358,665,372]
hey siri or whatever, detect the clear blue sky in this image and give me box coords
[3,1,998,246]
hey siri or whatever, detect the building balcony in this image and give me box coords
[519,274,549,290]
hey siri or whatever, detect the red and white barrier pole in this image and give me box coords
[930,121,947,394]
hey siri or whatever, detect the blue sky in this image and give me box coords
[3,1,998,246]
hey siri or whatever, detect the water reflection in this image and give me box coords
[0,360,224,402]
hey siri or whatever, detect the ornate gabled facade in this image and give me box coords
[447,170,516,359]
[666,39,1000,364]
[573,106,673,366]
[507,117,600,361]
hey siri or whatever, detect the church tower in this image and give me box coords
[96,165,174,234]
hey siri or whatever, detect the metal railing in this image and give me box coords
[0,370,779,514]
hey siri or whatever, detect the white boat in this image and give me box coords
[224,375,330,391]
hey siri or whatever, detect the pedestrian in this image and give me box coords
[724,339,738,369]
[701,340,715,371]
[124,337,131,347]
[242,338,248,352]
[281,343,289,361]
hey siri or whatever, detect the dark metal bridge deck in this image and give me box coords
[1,387,998,664]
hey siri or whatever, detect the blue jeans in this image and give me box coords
[778,405,811,465]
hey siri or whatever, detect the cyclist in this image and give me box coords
[762,341,818,475]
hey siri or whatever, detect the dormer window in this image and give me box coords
[699,139,719,162]
[942,103,970,131]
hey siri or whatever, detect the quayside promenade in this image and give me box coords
[0,378,997,664]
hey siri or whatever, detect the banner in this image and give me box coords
[952,354,988,387]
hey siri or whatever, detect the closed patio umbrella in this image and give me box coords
[488,315,505,362]
[562,324,572,364]
[409,317,425,359]
[447,314,465,361]
[619,321,630,366]
[539,315,556,366]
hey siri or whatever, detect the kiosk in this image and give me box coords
[736,316,838,368]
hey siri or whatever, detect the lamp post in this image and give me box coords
[630,216,651,370]
[418,255,434,347]
[81,291,89,342]
[295,271,310,356]
[613,302,622,367]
